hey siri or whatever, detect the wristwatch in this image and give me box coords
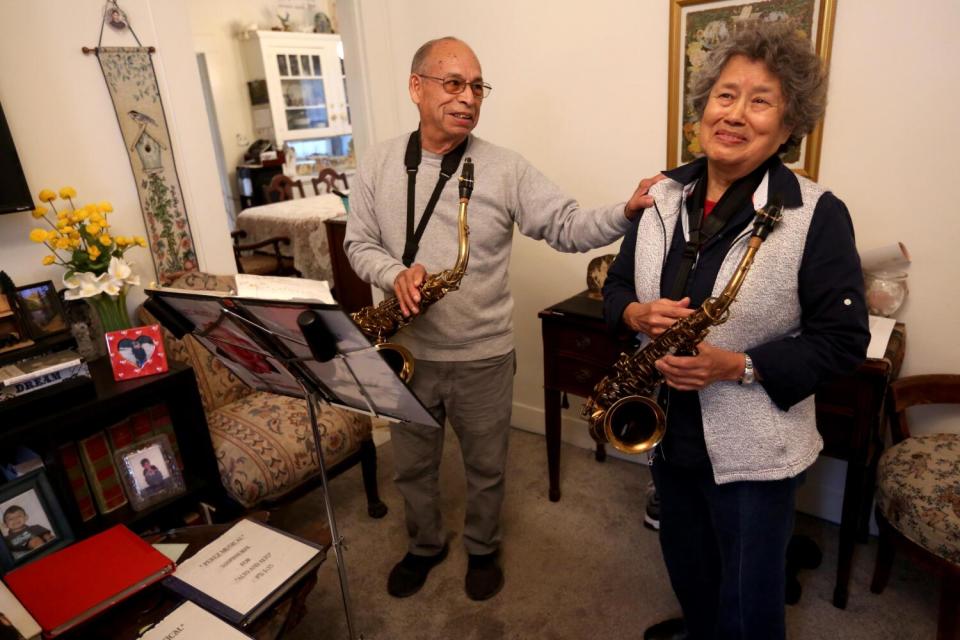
[739,353,756,385]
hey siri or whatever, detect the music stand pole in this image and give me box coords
[303,387,362,640]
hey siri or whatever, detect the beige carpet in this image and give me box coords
[283,428,937,639]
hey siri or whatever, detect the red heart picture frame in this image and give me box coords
[105,324,169,382]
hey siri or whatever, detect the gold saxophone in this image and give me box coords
[581,197,783,454]
[351,158,475,382]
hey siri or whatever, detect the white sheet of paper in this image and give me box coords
[0,580,41,640]
[153,542,190,564]
[139,601,251,639]
[235,274,334,303]
[171,519,319,617]
[867,315,897,360]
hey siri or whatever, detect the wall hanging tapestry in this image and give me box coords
[84,1,198,284]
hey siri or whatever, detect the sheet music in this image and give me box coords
[235,274,334,303]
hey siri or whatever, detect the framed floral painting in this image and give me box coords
[667,0,836,181]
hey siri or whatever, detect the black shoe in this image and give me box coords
[644,488,661,531]
[643,617,687,640]
[386,544,448,598]
[465,551,504,601]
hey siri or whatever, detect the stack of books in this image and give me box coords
[0,350,89,401]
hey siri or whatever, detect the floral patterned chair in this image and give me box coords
[140,272,387,517]
[871,374,960,638]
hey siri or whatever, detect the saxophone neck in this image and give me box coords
[450,199,470,277]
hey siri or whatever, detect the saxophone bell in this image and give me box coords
[372,342,415,382]
[602,395,666,454]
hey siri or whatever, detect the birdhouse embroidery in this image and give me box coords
[130,127,165,173]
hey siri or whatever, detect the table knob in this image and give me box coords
[575,368,592,383]
[575,336,592,350]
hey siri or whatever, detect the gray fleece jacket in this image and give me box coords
[344,133,631,361]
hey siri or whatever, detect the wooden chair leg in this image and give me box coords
[359,438,388,519]
[871,509,897,594]
[938,572,960,640]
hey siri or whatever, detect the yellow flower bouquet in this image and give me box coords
[29,187,145,330]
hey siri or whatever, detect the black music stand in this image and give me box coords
[145,287,440,640]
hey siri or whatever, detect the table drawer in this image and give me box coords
[546,356,611,397]
[542,323,624,367]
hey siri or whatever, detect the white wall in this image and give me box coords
[0,0,235,310]
[341,0,960,519]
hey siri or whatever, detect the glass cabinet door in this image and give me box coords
[276,51,328,131]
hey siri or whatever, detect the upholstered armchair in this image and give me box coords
[140,272,387,517]
[871,374,960,639]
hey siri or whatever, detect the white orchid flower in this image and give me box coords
[97,272,122,296]
[108,256,141,287]
[62,271,102,300]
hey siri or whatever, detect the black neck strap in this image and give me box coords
[668,158,772,299]
[401,129,469,267]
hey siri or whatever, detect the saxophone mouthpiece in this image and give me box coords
[459,158,474,200]
[753,193,783,240]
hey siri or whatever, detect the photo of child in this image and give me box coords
[0,490,56,561]
[125,444,171,495]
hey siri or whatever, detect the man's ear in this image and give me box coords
[409,74,422,105]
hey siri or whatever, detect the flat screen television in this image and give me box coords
[0,100,34,214]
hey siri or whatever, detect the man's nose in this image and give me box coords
[457,88,477,107]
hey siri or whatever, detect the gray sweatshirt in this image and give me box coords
[344,134,631,361]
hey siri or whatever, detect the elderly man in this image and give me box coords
[345,36,656,601]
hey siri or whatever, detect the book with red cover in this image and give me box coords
[3,525,174,638]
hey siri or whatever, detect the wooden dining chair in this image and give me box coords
[311,168,349,196]
[262,175,305,203]
[871,374,960,639]
[230,230,300,277]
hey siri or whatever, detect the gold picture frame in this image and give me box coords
[667,0,836,181]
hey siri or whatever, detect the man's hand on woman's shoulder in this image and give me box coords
[624,173,667,221]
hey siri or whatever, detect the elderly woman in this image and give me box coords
[602,23,869,640]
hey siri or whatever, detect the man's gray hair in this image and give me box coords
[688,21,827,155]
[410,36,464,74]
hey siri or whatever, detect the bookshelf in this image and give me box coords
[0,358,233,538]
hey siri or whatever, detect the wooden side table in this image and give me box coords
[539,291,905,608]
[539,292,630,501]
[817,322,905,608]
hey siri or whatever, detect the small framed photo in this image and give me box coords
[14,281,68,340]
[114,435,185,511]
[105,324,169,382]
[0,471,74,573]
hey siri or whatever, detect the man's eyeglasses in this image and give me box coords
[418,74,492,99]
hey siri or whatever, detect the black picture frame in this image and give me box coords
[0,470,74,573]
[14,281,68,340]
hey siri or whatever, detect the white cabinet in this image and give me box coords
[239,31,351,145]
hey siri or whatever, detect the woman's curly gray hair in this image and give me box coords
[688,21,827,155]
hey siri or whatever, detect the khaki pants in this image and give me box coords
[391,350,515,556]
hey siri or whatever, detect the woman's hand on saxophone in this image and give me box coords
[394,264,428,316]
[655,342,746,391]
[622,297,694,337]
